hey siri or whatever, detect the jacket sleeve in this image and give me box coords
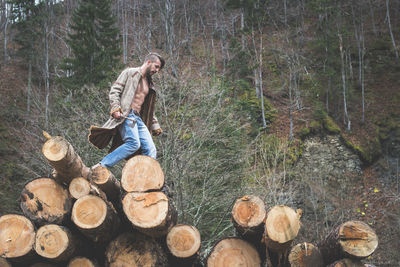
[109,69,129,115]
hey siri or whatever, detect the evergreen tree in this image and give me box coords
[61,0,120,88]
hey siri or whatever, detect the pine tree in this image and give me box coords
[61,0,120,88]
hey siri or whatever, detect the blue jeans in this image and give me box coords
[100,110,157,167]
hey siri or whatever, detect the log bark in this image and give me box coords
[0,258,11,267]
[34,224,78,262]
[29,263,58,267]
[121,155,164,192]
[0,214,36,262]
[122,191,177,237]
[67,256,99,267]
[263,205,301,252]
[288,242,324,267]
[105,232,168,267]
[20,178,72,226]
[69,177,107,201]
[42,135,90,185]
[206,237,262,267]
[317,221,378,266]
[71,195,120,243]
[231,195,266,242]
[166,224,201,266]
[90,166,121,200]
[327,258,364,267]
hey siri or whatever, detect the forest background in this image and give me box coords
[0,0,399,265]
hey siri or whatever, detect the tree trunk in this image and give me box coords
[327,258,364,267]
[42,134,90,185]
[166,224,201,266]
[34,224,78,262]
[67,256,99,267]
[71,195,120,243]
[20,178,72,226]
[317,221,378,266]
[206,237,262,267]
[121,155,164,193]
[69,177,108,201]
[122,191,177,238]
[231,195,266,242]
[0,214,36,262]
[288,242,324,267]
[105,232,168,267]
[90,166,120,200]
[263,205,301,252]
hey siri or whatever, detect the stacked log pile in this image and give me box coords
[0,134,379,266]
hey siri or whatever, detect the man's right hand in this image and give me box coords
[112,111,122,119]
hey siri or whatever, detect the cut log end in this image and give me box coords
[71,195,107,229]
[232,195,266,228]
[42,136,69,162]
[20,178,72,225]
[328,258,365,267]
[121,155,164,192]
[34,224,71,260]
[167,224,201,258]
[339,221,378,258]
[288,242,324,267]
[0,214,35,259]
[91,166,111,185]
[122,191,168,229]
[69,177,91,199]
[68,256,98,267]
[265,205,300,244]
[207,238,261,267]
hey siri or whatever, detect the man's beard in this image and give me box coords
[146,70,153,86]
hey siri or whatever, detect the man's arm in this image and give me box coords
[109,69,129,117]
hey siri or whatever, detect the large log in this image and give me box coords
[90,166,121,200]
[105,232,168,267]
[67,256,99,267]
[206,237,262,267]
[166,224,201,266]
[288,242,324,267]
[232,195,266,242]
[71,195,120,243]
[121,155,164,192]
[0,214,36,262]
[34,224,78,262]
[122,191,177,237]
[317,221,378,266]
[263,205,301,252]
[20,178,72,226]
[42,133,90,184]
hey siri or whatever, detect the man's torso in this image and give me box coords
[130,75,149,113]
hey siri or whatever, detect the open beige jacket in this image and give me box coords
[88,67,160,152]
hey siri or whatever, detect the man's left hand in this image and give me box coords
[152,128,163,136]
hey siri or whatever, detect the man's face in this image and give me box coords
[147,59,161,76]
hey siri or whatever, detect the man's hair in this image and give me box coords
[145,52,165,70]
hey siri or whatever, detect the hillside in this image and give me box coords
[1,0,400,266]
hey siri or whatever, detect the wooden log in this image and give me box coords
[122,191,177,237]
[71,195,120,243]
[105,232,168,267]
[0,214,36,262]
[121,155,164,192]
[69,177,108,201]
[288,242,324,267]
[42,134,90,184]
[232,195,266,242]
[20,178,72,226]
[166,224,201,266]
[317,221,378,266]
[90,166,121,200]
[34,224,78,262]
[67,256,99,267]
[29,263,58,267]
[327,258,364,267]
[263,205,301,252]
[206,237,262,267]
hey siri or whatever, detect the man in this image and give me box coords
[88,53,165,168]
